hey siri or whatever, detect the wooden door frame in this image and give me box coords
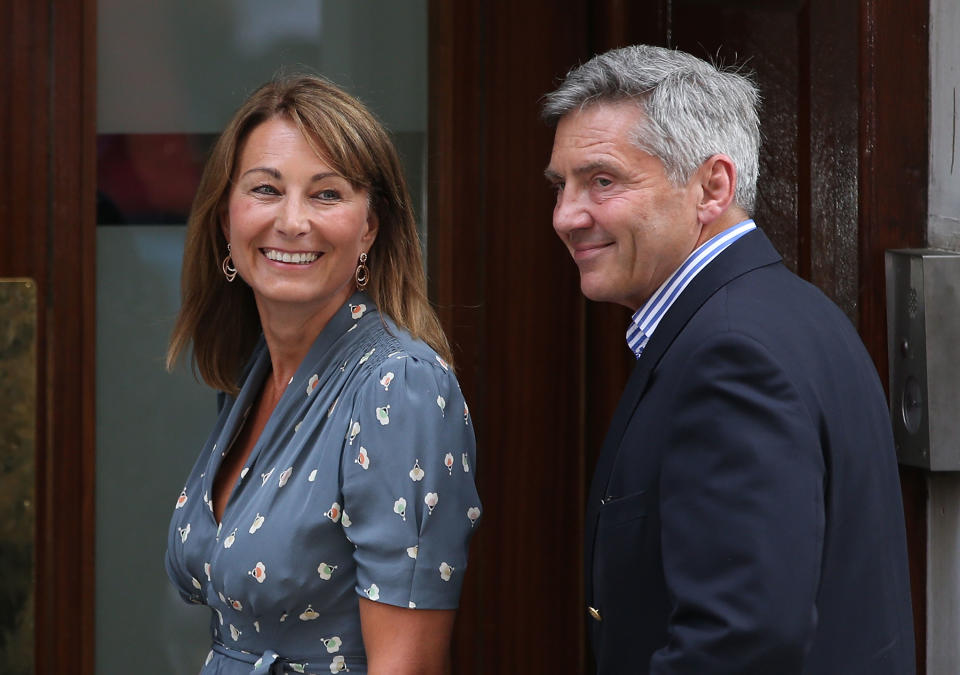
[427,1,599,671]
[859,0,930,670]
[3,0,97,671]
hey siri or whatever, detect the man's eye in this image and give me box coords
[596,177,613,188]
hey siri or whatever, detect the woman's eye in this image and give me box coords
[252,184,279,196]
[316,189,341,201]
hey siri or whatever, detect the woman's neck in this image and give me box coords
[256,294,349,390]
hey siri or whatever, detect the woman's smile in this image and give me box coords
[261,248,322,265]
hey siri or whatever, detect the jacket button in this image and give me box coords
[587,606,602,622]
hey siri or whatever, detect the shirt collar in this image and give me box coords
[626,220,757,358]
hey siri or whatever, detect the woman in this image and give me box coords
[165,76,480,675]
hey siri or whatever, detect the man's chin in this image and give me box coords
[579,281,638,311]
[579,280,613,305]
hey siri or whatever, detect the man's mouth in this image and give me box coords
[261,248,321,264]
[572,242,612,260]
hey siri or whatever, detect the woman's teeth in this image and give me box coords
[263,249,319,264]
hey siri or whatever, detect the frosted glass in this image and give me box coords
[95,226,212,672]
[98,0,427,134]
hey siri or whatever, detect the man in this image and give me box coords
[543,45,914,674]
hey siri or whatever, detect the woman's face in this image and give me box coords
[224,116,377,323]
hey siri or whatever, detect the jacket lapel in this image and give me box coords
[583,229,783,604]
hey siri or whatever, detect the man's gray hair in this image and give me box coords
[542,45,761,213]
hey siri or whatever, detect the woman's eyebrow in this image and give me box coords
[240,166,281,180]
[238,168,343,183]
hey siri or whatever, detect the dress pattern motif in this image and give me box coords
[166,293,481,674]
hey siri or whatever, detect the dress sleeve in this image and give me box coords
[340,351,481,610]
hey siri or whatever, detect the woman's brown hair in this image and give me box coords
[166,75,451,394]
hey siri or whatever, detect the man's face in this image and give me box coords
[546,101,704,311]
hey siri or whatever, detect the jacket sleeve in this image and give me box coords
[650,331,825,674]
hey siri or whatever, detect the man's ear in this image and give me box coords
[696,154,737,225]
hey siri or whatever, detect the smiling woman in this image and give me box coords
[224,116,378,340]
[163,76,481,675]
[167,77,450,395]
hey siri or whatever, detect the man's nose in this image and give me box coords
[553,188,591,235]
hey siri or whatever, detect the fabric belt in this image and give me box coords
[211,642,284,674]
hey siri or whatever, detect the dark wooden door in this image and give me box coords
[431,1,929,673]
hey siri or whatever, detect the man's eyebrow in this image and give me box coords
[544,161,620,183]
[544,167,562,182]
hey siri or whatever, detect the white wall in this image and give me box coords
[927,0,960,250]
[926,0,960,671]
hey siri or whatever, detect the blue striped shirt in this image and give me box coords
[626,220,756,358]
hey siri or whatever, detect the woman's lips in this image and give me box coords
[260,248,322,264]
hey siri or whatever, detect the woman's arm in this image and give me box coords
[359,598,455,674]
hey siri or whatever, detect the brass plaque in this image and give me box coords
[0,279,36,673]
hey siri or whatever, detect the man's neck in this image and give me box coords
[694,206,751,250]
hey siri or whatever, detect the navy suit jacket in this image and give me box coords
[585,229,915,674]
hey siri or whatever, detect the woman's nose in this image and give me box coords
[275,198,311,236]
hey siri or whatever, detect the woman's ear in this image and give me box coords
[362,208,379,248]
[696,154,737,226]
[219,208,231,244]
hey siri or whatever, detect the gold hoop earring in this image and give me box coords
[222,243,237,283]
[355,252,369,291]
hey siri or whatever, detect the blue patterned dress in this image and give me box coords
[165,293,481,674]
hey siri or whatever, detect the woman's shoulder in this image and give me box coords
[357,315,454,379]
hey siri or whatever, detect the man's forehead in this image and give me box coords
[553,102,643,147]
[546,104,649,178]
[558,100,644,132]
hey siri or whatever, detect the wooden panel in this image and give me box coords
[2,0,97,672]
[593,0,670,49]
[427,3,488,669]
[2,0,50,278]
[806,0,860,317]
[672,1,803,274]
[2,2,52,672]
[429,1,592,671]
[49,0,97,670]
[859,0,929,376]
[860,0,929,671]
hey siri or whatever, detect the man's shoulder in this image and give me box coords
[721,262,853,329]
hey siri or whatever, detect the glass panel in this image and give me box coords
[95,3,426,672]
[0,279,36,675]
